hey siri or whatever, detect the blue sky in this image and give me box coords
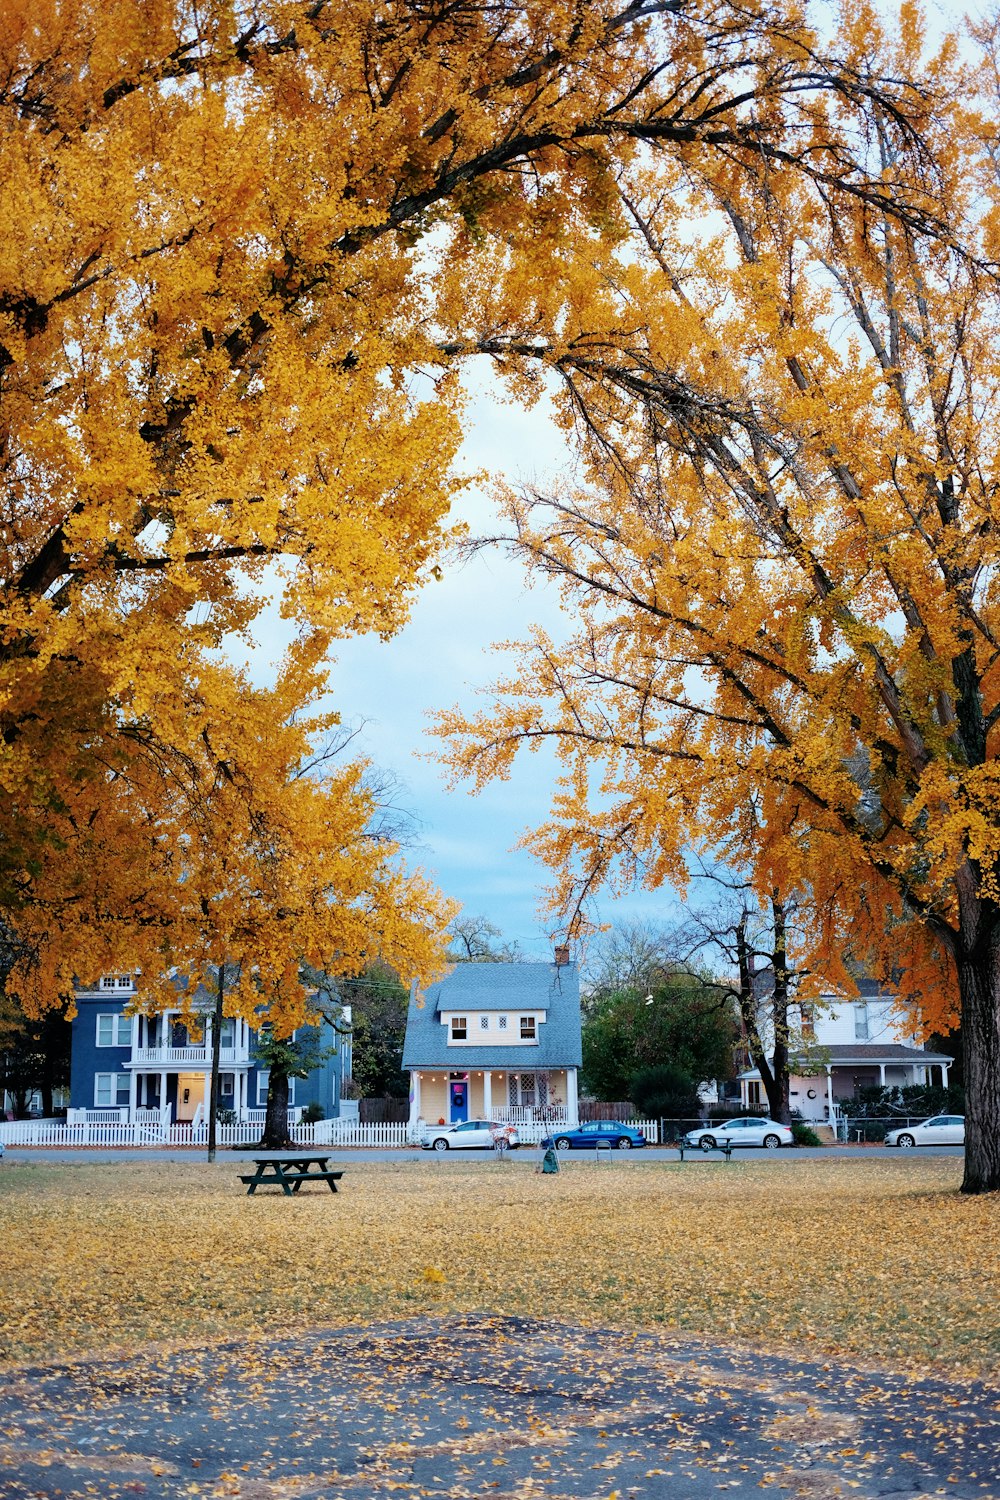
[247,359,681,959]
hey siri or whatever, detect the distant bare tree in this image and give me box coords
[448,916,524,964]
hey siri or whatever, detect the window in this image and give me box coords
[519,1015,536,1040]
[800,1003,815,1040]
[256,1071,295,1106]
[96,1014,132,1047]
[506,1073,537,1107]
[94,1073,130,1107]
[220,1073,235,1099]
[480,1015,490,1030]
[854,1004,870,1040]
[100,975,132,990]
[747,1081,762,1106]
[498,1015,508,1030]
[450,1016,467,1040]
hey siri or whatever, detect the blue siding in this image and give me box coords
[70,988,350,1118]
[70,997,131,1108]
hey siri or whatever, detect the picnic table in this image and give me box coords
[239,1154,344,1196]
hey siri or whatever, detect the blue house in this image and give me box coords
[68,974,352,1126]
[402,953,583,1133]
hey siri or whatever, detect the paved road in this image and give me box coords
[0,1143,966,1164]
[1,1314,995,1499]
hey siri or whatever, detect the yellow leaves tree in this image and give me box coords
[2,7,970,1058]
[436,5,1000,1191]
[7,651,458,1034]
[0,0,674,1012]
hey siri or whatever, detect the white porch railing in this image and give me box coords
[66,1108,129,1123]
[489,1107,571,1126]
[240,1107,303,1126]
[133,1045,245,1065]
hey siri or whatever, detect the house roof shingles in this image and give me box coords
[402,961,582,1070]
[739,1042,953,1079]
[811,1043,953,1064]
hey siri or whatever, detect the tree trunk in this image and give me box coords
[734,917,789,1123]
[956,932,1000,1194]
[207,966,224,1163]
[260,1068,293,1150]
[768,897,792,1126]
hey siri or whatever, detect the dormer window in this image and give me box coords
[520,1015,536,1040]
[480,1015,489,1030]
[101,975,133,991]
[498,1015,508,1030]
[450,1016,467,1040]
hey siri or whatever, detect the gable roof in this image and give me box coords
[402,961,582,1069]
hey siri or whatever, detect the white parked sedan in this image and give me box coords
[422,1119,520,1152]
[683,1117,794,1151]
[885,1114,965,1148]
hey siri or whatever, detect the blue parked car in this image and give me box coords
[542,1120,647,1151]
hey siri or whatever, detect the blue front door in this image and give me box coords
[449,1078,468,1122]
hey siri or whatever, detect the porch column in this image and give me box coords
[566,1067,579,1125]
[825,1065,834,1121]
[409,1070,422,1128]
[878,1063,886,1087]
[159,1071,167,1118]
[130,1011,140,1057]
[128,1067,138,1122]
[483,1070,492,1121]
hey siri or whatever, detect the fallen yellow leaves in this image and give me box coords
[0,1156,996,1375]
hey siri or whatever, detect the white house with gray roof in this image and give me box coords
[737,979,953,1122]
[403,955,583,1134]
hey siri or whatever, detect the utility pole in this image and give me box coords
[207,964,225,1163]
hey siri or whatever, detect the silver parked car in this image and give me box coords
[885,1114,965,1148]
[684,1117,794,1151]
[422,1119,520,1152]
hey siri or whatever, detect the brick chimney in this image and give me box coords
[554,944,570,967]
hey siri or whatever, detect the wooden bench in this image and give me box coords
[240,1154,344,1196]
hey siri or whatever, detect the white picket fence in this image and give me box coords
[0,1117,410,1149]
[0,1116,659,1150]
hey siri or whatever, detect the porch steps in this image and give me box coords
[810,1124,836,1144]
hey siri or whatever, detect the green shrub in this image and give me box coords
[791,1122,822,1147]
[850,1082,964,1119]
[630,1064,700,1119]
[300,1101,326,1124]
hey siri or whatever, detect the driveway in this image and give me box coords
[1,1314,995,1498]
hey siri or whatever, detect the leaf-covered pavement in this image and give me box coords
[1,1313,998,1499]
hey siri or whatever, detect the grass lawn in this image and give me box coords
[1,1154,996,1375]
